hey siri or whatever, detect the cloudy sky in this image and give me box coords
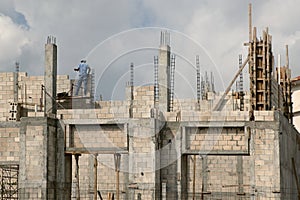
[0,0,299,100]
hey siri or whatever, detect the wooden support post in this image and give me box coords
[107,192,114,200]
[116,170,119,200]
[192,155,196,200]
[262,30,266,110]
[201,156,207,200]
[248,3,252,42]
[94,154,98,200]
[114,153,121,200]
[75,154,81,200]
[286,44,289,68]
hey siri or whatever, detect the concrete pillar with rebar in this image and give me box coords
[44,36,57,116]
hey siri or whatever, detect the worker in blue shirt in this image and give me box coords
[74,59,91,96]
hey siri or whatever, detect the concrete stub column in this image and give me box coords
[44,36,57,116]
[158,31,171,112]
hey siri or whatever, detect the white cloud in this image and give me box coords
[0,14,29,70]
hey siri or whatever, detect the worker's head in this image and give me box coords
[81,59,86,63]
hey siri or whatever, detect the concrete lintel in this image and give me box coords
[65,147,128,155]
[0,161,19,165]
[181,121,246,128]
[20,117,57,127]
[0,121,20,128]
[62,118,128,125]
[246,121,279,130]
[183,150,250,156]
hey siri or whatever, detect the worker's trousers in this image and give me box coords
[75,74,88,96]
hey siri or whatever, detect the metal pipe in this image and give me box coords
[249,3,252,42]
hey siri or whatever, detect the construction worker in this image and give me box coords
[74,59,90,96]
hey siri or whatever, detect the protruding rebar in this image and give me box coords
[154,56,159,108]
[169,54,175,112]
[196,55,201,104]
[239,54,244,111]
[129,63,134,118]
[160,31,170,46]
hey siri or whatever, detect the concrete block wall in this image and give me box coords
[72,124,127,149]
[20,75,44,108]
[96,102,129,118]
[278,114,300,199]
[0,73,17,121]
[124,86,252,117]
[19,117,64,200]
[181,123,282,199]
[20,74,71,109]
[0,72,71,121]
[0,124,20,163]
[185,127,248,154]
[251,127,280,193]
[127,85,155,118]
[185,155,251,199]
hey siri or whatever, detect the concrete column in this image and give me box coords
[177,127,182,199]
[158,31,171,112]
[44,36,57,116]
[19,117,59,199]
[180,155,188,200]
[128,118,159,199]
[237,156,244,195]
[94,154,98,200]
[249,126,256,200]
[202,156,208,195]
[65,154,72,199]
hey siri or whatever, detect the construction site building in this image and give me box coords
[0,4,300,200]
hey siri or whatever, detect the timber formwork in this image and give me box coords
[275,45,293,123]
[248,27,273,111]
